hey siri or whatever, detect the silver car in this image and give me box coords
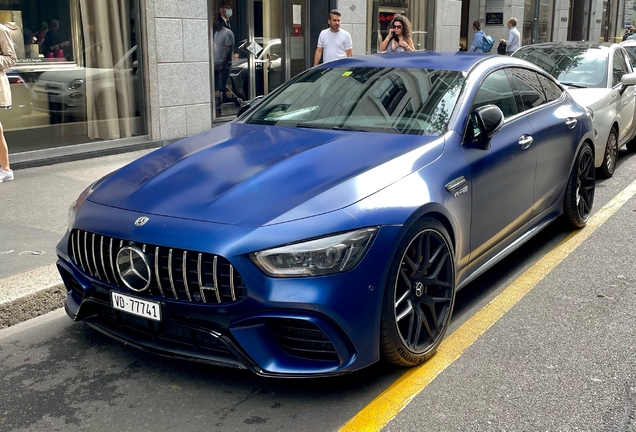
[514,42,636,178]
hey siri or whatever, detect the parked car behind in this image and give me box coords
[513,42,636,178]
[58,52,595,377]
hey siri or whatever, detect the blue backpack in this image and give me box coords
[481,34,494,52]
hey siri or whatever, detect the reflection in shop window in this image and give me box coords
[2,0,145,154]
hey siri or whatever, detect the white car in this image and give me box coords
[31,45,141,122]
[513,42,636,178]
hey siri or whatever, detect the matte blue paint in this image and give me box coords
[57,52,594,376]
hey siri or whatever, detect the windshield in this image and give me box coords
[242,67,466,135]
[513,47,608,88]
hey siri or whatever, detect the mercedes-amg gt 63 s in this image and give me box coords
[57,52,596,377]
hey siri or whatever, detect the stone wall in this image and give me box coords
[146,0,212,141]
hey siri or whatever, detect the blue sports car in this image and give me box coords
[57,52,596,377]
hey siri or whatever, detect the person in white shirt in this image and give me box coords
[499,17,521,54]
[313,9,353,66]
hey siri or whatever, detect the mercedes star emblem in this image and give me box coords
[116,246,152,292]
[414,281,424,297]
[135,216,149,226]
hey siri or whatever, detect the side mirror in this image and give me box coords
[237,95,265,117]
[473,104,504,150]
[621,72,636,86]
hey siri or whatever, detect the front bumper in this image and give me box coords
[56,205,401,377]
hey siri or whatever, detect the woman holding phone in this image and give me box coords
[379,14,415,53]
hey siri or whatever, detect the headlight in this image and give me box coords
[68,79,84,90]
[67,174,112,231]
[67,190,89,232]
[251,227,378,277]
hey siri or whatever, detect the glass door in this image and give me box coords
[212,0,309,118]
[249,0,284,99]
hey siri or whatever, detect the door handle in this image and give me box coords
[565,118,577,129]
[518,135,533,149]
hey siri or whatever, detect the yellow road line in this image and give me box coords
[340,179,636,432]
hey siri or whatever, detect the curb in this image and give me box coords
[0,283,66,329]
[0,264,66,329]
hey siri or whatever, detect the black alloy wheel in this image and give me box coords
[381,218,455,366]
[599,127,618,178]
[563,142,595,228]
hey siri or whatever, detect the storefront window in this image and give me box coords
[3,0,146,154]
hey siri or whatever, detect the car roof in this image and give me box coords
[515,41,617,52]
[315,51,531,73]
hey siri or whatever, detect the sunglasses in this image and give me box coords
[392,25,403,29]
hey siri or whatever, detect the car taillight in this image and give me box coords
[8,77,25,85]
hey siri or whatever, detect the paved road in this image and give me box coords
[1,148,636,431]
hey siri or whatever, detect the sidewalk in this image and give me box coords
[0,149,154,328]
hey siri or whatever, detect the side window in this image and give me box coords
[612,51,629,87]
[537,74,563,103]
[469,69,517,138]
[509,68,547,111]
[625,48,636,71]
[472,69,517,116]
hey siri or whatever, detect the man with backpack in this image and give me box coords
[469,20,494,52]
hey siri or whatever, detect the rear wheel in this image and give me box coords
[599,127,618,178]
[563,142,595,229]
[380,218,455,366]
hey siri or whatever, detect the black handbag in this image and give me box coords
[497,41,507,55]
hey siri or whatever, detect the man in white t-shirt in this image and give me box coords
[313,9,353,66]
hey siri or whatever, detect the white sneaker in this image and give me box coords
[0,168,14,183]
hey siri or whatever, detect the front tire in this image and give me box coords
[380,218,456,366]
[563,142,595,229]
[599,127,618,178]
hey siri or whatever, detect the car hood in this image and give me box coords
[567,88,611,111]
[87,123,444,226]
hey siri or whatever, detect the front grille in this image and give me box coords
[270,318,338,362]
[68,229,248,305]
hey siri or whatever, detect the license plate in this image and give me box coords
[111,291,162,322]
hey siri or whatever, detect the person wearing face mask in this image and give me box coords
[217,1,239,61]
[218,2,233,29]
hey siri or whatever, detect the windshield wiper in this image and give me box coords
[561,82,587,88]
[295,123,321,129]
[332,125,368,132]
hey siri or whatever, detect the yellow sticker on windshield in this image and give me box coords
[342,71,353,76]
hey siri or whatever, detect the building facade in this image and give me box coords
[5,0,631,167]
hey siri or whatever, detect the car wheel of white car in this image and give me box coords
[599,127,618,178]
[380,218,455,366]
